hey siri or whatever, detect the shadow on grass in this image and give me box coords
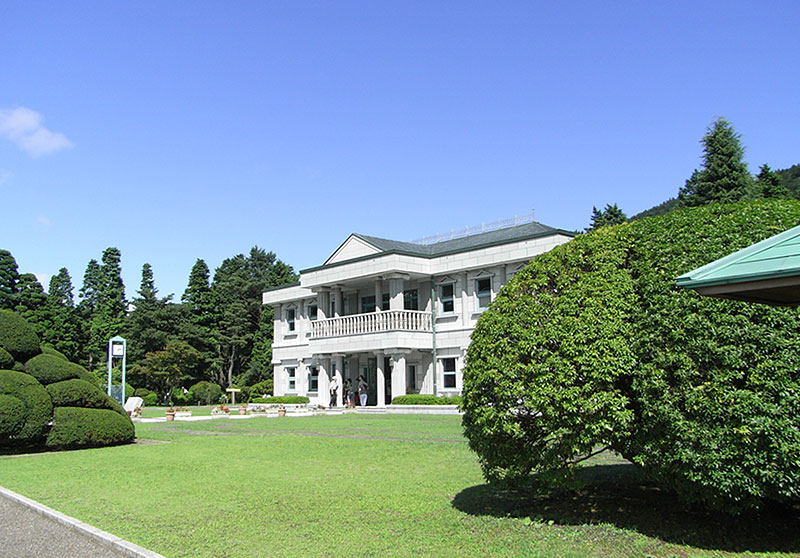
[452,463,800,553]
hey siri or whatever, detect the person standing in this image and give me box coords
[344,378,353,407]
[357,375,368,407]
[329,375,339,407]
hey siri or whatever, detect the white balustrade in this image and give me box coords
[311,310,432,339]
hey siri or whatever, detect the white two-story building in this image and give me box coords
[263,217,574,407]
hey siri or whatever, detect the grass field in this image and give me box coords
[1,414,799,558]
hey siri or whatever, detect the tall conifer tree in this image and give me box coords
[0,249,20,310]
[679,117,755,206]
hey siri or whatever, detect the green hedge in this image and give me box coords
[25,354,96,385]
[0,393,27,438]
[0,347,13,370]
[251,395,309,404]
[0,310,41,362]
[47,379,123,413]
[462,199,800,512]
[142,393,159,406]
[391,394,462,405]
[40,345,69,361]
[46,407,134,449]
[188,381,222,405]
[0,370,53,444]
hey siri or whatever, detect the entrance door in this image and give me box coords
[363,359,377,406]
[384,357,393,403]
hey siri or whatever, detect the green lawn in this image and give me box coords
[1,415,798,558]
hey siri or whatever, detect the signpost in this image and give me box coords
[226,387,241,405]
[107,336,127,405]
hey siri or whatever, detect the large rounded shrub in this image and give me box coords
[25,354,96,385]
[462,199,800,512]
[0,347,13,370]
[0,370,53,444]
[46,407,135,449]
[0,310,41,362]
[47,379,125,413]
[188,380,222,405]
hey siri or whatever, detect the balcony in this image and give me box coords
[311,310,432,339]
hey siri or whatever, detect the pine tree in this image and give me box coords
[756,164,790,199]
[41,269,83,361]
[0,249,20,310]
[15,273,47,335]
[586,203,627,231]
[678,117,755,206]
[126,263,181,364]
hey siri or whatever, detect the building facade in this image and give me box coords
[263,219,574,407]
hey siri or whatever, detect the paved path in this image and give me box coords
[0,486,165,558]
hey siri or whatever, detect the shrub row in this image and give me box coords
[391,394,462,405]
[0,370,53,444]
[251,395,310,404]
[46,407,135,449]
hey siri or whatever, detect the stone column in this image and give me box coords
[332,287,342,318]
[318,357,329,408]
[391,353,406,402]
[333,354,344,407]
[373,278,383,311]
[273,304,281,340]
[388,277,404,311]
[317,291,329,321]
[461,272,469,325]
[376,352,386,407]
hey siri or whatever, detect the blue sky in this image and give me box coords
[2,1,799,299]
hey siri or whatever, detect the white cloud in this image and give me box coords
[36,215,52,227]
[0,107,73,157]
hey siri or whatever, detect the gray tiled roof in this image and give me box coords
[355,220,574,258]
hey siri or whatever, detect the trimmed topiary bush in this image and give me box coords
[47,379,123,412]
[249,379,273,399]
[188,381,222,405]
[0,347,13,370]
[46,407,134,449]
[0,310,41,362]
[0,370,53,444]
[40,345,69,361]
[391,394,462,405]
[25,354,96,385]
[142,393,159,406]
[462,199,800,512]
[251,395,309,404]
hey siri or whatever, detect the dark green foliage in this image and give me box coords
[46,407,134,449]
[0,370,53,443]
[586,203,627,231]
[47,379,122,412]
[776,163,800,198]
[0,250,20,310]
[630,198,680,221]
[0,394,26,438]
[188,381,223,404]
[142,393,159,406]
[25,353,95,385]
[0,347,13,369]
[39,269,83,363]
[462,199,800,512]
[40,345,69,360]
[0,309,42,362]
[137,341,202,404]
[248,379,273,399]
[391,394,462,405]
[14,274,47,332]
[678,118,755,207]
[251,395,309,404]
[756,164,790,198]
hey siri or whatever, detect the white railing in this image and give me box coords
[311,310,432,338]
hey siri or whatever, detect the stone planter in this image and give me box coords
[238,407,247,415]
[175,411,192,418]
[165,412,175,421]
[278,408,286,417]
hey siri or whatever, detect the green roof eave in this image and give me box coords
[676,223,800,290]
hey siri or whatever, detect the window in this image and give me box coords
[286,308,296,332]
[442,358,456,389]
[286,367,296,391]
[361,295,376,313]
[308,303,318,321]
[407,364,417,392]
[308,366,319,392]
[381,293,390,311]
[476,277,492,310]
[404,289,419,310]
[440,284,454,314]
